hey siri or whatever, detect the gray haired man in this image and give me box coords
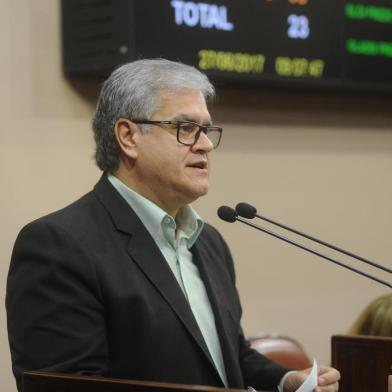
[7,59,340,392]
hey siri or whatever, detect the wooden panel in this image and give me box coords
[23,372,252,392]
[331,334,392,392]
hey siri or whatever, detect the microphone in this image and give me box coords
[217,205,237,222]
[217,205,391,288]
[236,202,392,274]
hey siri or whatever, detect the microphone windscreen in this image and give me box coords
[217,206,237,223]
[235,202,257,219]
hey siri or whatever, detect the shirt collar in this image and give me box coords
[107,174,204,248]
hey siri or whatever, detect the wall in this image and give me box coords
[1,1,391,391]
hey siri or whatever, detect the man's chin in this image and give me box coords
[195,182,210,197]
[184,184,209,203]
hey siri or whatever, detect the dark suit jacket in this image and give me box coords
[6,175,289,391]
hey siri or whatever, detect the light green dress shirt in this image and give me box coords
[108,174,228,387]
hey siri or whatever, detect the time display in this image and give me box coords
[62,0,392,93]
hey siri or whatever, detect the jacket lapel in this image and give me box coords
[93,175,218,377]
[126,226,218,370]
[192,242,245,388]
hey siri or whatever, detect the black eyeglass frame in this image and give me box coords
[131,120,223,149]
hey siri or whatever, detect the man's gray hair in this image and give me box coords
[92,58,215,172]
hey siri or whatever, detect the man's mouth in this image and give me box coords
[188,160,208,170]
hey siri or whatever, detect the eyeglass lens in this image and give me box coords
[177,122,221,148]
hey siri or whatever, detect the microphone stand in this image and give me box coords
[218,205,392,288]
[237,216,391,288]
[236,203,391,275]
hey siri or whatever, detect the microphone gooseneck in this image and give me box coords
[235,202,392,275]
[218,203,391,288]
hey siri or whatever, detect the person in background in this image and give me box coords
[350,293,392,337]
[7,59,340,392]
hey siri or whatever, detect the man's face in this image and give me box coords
[132,88,215,215]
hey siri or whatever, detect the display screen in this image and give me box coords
[62,0,392,92]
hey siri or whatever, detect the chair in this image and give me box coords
[248,333,313,370]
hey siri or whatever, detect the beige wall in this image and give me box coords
[1,1,391,391]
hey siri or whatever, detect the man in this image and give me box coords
[7,59,339,392]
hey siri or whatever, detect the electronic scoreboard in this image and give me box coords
[62,0,392,93]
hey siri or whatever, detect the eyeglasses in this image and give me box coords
[131,120,223,149]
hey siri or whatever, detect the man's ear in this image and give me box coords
[114,118,139,160]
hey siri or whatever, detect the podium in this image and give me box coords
[331,334,392,392]
[22,372,252,392]
[22,335,392,392]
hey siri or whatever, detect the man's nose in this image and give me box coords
[191,131,214,152]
